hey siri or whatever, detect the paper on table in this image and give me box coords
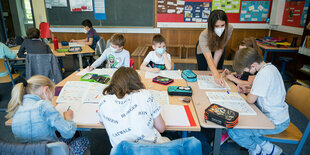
[197,75,231,90]
[69,42,85,47]
[76,68,116,77]
[206,92,243,102]
[56,81,89,103]
[83,83,107,103]
[212,101,257,115]
[145,70,182,79]
[148,89,169,107]
[161,104,190,127]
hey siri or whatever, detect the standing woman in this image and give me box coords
[196,10,233,86]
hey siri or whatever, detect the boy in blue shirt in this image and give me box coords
[140,34,172,72]
[87,33,130,70]
[228,47,290,155]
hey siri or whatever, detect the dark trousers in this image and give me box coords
[195,49,225,71]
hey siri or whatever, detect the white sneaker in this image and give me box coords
[249,144,262,155]
[262,143,283,155]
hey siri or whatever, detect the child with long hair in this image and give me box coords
[6,75,89,155]
[97,67,169,148]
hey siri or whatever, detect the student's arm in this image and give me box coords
[77,37,93,46]
[41,102,77,139]
[2,44,16,59]
[154,114,166,133]
[17,43,26,58]
[140,61,160,73]
[90,51,107,69]
[203,51,225,86]
[123,51,130,67]
[226,74,251,85]
[246,93,258,104]
[163,52,171,70]
[71,38,87,42]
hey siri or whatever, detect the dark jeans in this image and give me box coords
[195,49,226,71]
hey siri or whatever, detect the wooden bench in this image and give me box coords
[131,46,149,69]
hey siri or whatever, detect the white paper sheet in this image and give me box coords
[161,104,190,126]
[56,81,89,103]
[148,89,169,107]
[82,83,107,103]
[69,42,85,47]
[212,101,257,115]
[145,70,182,79]
[197,75,231,90]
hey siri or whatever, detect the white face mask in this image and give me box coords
[214,26,225,37]
[155,47,166,55]
[83,29,88,34]
[110,46,118,52]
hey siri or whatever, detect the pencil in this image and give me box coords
[67,106,71,111]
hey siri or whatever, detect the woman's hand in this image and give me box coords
[214,73,225,87]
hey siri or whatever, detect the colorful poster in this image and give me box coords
[94,0,106,20]
[69,0,93,12]
[301,0,310,26]
[184,2,212,22]
[282,0,305,27]
[212,0,240,13]
[240,1,270,22]
[157,0,185,14]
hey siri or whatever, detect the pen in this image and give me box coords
[67,106,71,111]
[226,88,229,94]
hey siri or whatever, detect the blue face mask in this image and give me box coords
[155,47,166,55]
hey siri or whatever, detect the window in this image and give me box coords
[23,0,33,24]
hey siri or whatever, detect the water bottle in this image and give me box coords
[53,37,59,50]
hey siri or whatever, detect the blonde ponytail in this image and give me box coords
[5,75,55,119]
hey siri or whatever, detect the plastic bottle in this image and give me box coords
[53,37,59,50]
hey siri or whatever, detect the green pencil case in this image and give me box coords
[80,73,111,84]
[168,86,192,96]
[56,48,69,52]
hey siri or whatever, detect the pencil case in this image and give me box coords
[204,104,239,128]
[68,46,82,52]
[152,76,174,85]
[168,86,192,96]
[61,41,69,46]
[182,70,197,82]
[80,73,110,84]
[56,48,69,52]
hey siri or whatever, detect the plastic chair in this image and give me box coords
[130,58,135,69]
[95,37,106,57]
[263,85,310,155]
[0,58,20,86]
[110,137,202,155]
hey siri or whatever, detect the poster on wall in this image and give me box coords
[282,0,305,27]
[157,0,185,14]
[184,2,212,22]
[94,0,106,20]
[301,0,310,26]
[45,0,67,8]
[69,0,93,12]
[212,0,240,13]
[240,1,270,22]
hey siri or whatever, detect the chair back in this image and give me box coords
[46,141,69,155]
[95,37,106,56]
[110,137,202,155]
[286,85,310,120]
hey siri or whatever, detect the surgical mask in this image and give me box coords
[83,29,88,34]
[214,26,225,37]
[110,46,118,52]
[155,47,166,55]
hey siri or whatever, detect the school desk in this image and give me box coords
[257,43,299,62]
[6,70,201,134]
[187,71,275,155]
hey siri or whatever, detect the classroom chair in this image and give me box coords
[0,58,20,86]
[110,137,202,155]
[95,37,106,57]
[263,84,310,155]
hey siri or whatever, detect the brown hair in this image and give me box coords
[103,67,145,99]
[239,37,263,56]
[207,10,229,52]
[26,28,40,39]
[152,34,166,45]
[6,75,55,119]
[233,47,263,75]
[110,33,126,47]
[81,19,92,28]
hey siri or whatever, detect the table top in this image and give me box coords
[188,71,275,130]
[257,42,299,51]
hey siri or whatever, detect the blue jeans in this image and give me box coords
[227,119,290,150]
[110,137,202,155]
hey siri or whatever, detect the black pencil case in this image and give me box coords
[204,104,239,128]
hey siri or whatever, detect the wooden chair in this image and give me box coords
[0,59,20,86]
[263,84,310,155]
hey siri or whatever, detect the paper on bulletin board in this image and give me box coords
[183,2,212,22]
[212,0,240,13]
[282,0,305,27]
[240,1,270,22]
[69,0,93,12]
[157,0,185,14]
[94,0,106,20]
[301,0,310,26]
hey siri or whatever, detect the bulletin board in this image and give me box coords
[157,0,273,23]
[282,0,307,27]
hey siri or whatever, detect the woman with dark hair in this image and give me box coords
[196,10,233,86]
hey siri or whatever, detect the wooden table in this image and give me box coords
[9,44,95,69]
[188,71,275,155]
[257,43,299,62]
[7,70,201,134]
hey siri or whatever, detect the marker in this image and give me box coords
[67,106,71,111]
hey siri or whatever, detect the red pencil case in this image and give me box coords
[152,76,174,85]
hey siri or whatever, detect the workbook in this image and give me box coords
[161,104,196,127]
[205,92,257,115]
[56,81,107,103]
[76,68,117,77]
[148,89,169,106]
[197,75,231,90]
[145,70,182,79]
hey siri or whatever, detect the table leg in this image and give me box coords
[264,49,268,62]
[213,128,222,155]
[182,131,188,138]
[78,54,83,69]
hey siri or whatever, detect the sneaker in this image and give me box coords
[262,144,283,155]
[249,144,262,155]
